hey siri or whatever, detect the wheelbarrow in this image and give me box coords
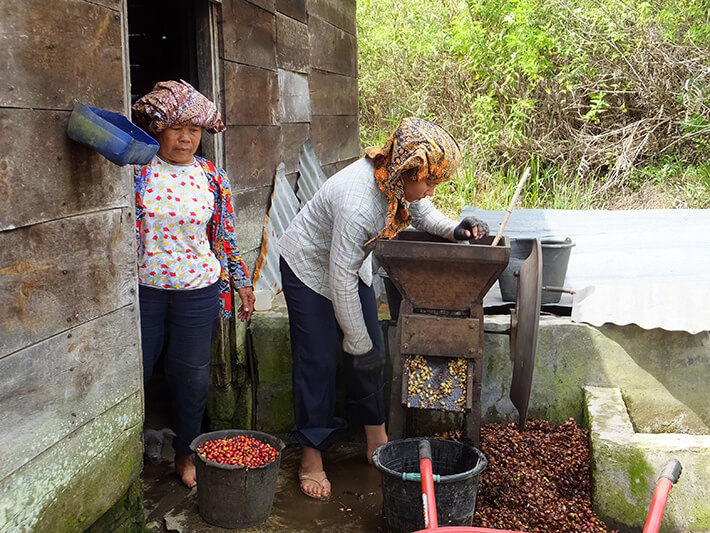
[412,439,682,533]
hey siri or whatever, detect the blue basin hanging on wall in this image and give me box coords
[66,102,159,166]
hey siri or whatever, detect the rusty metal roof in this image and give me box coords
[296,139,328,206]
[252,162,301,294]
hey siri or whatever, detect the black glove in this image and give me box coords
[349,346,385,372]
[454,216,490,241]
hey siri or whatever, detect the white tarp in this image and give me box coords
[461,207,710,334]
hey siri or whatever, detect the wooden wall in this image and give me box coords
[220,0,360,273]
[0,1,143,531]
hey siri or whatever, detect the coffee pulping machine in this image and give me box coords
[374,231,542,445]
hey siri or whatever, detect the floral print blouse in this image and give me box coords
[134,156,250,317]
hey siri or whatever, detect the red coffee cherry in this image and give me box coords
[197,436,279,470]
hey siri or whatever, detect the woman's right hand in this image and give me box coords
[237,286,256,321]
[349,346,385,372]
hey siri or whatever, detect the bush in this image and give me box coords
[358,0,710,210]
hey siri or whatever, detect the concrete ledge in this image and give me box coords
[482,316,710,433]
[584,386,710,533]
[247,310,710,436]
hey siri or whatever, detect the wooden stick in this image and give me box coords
[491,166,531,247]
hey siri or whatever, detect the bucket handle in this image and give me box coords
[401,472,441,482]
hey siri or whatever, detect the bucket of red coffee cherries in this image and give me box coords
[190,430,285,529]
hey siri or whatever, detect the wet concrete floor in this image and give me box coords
[143,440,387,533]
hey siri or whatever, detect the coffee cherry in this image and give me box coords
[197,436,279,470]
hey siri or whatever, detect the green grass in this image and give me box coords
[432,158,601,217]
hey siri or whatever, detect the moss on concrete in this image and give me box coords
[592,446,654,528]
[5,394,145,533]
[208,317,254,429]
[691,499,710,532]
[250,311,294,433]
[84,478,146,533]
[626,449,655,501]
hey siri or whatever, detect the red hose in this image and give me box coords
[642,477,673,533]
[414,526,525,533]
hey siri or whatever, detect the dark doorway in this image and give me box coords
[127,0,199,104]
[127,0,217,438]
[127,0,222,162]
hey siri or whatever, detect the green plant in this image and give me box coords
[358,0,710,210]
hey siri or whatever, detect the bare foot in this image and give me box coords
[175,453,197,488]
[299,446,331,500]
[365,423,388,464]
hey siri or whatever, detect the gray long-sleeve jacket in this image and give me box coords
[278,158,457,355]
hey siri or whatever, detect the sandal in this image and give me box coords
[298,469,331,500]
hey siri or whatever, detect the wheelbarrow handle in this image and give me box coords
[642,459,682,533]
[418,439,438,530]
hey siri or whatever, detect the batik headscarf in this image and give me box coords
[364,117,462,243]
[132,80,226,135]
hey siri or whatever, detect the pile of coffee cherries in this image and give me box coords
[197,435,279,469]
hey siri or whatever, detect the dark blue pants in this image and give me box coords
[280,257,386,451]
[139,283,219,455]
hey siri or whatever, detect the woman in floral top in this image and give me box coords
[133,80,255,488]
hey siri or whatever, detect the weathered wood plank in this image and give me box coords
[0,306,141,480]
[224,125,281,188]
[307,0,356,34]
[310,114,360,166]
[224,62,278,126]
[0,209,137,358]
[280,123,311,174]
[0,108,131,232]
[0,393,143,533]
[310,70,358,116]
[246,0,275,14]
[322,156,359,178]
[86,0,122,10]
[276,13,309,73]
[308,15,357,77]
[230,186,273,273]
[0,0,124,110]
[222,0,276,69]
[276,0,306,22]
[278,69,310,123]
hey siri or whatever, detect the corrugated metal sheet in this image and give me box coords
[463,207,710,333]
[296,139,328,206]
[252,163,301,293]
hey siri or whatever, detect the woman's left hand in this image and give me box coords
[237,286,256,322]
[454,216,489,241]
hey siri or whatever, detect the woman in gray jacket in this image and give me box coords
[278,117,488,499]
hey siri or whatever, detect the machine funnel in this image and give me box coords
[374,231,510,312]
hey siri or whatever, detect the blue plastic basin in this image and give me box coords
[66,102,159,166]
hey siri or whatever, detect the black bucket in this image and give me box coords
[499,237,574,304]
[372,438,487,533]
[189,429,285,529]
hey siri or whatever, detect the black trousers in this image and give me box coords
[280,256,386,451]
[139,282,219,455]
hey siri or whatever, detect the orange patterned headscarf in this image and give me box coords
[364,117,462,243]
